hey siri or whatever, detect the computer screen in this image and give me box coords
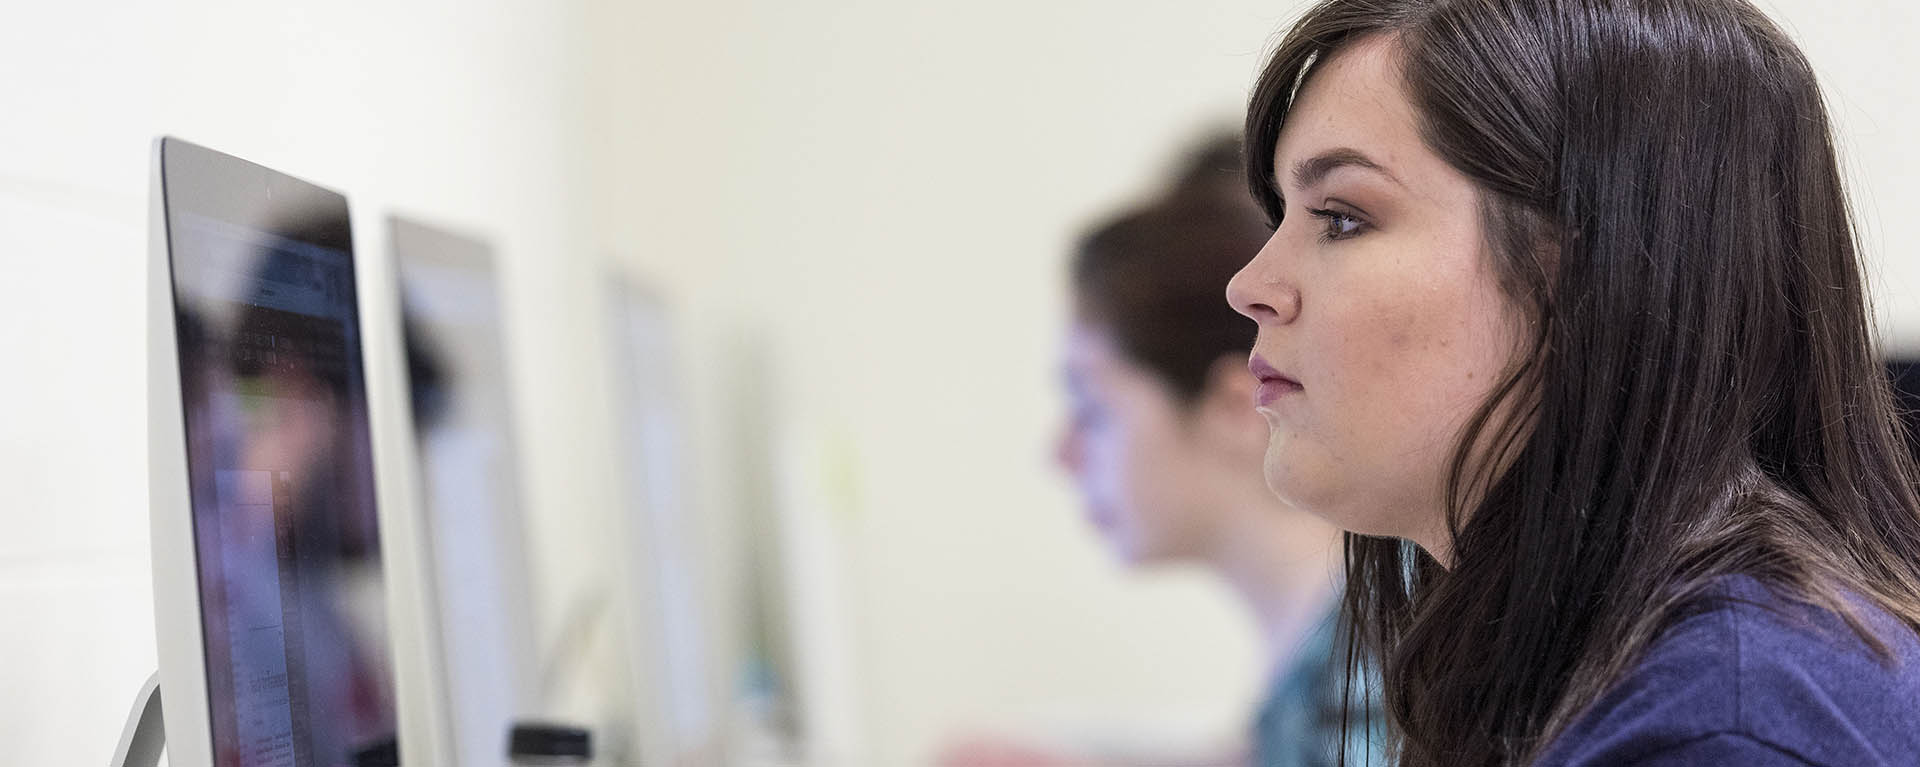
[607,284,815,766]
[605,282,723,765]
[157,138,399,767]
[391,215,536,767]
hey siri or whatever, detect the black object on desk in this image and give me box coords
[509,722,593,765]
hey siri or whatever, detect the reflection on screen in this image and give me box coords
[171,210,398,767]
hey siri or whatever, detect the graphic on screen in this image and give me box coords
[168,191,398,767]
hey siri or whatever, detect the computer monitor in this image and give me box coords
[148,137,400,767]
[389,215,537,767]
[604,281,724,766]
[604,282,808,767]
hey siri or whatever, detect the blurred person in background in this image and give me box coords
[943,135,1379,767]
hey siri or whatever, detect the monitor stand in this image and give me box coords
[111,671,164,767]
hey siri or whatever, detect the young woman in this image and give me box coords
[1224,1,1920,765]
[1056,139,1375,767]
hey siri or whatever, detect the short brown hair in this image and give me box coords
[1071,135,1270,403]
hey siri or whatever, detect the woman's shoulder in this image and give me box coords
[1536,574,1920,767]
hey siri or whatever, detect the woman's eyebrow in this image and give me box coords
[1287,147,1402,192]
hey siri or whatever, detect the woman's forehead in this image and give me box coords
[1272,36,1476,214]
[1271,36,1424,190]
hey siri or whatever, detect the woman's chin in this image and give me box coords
[1260,474,1392,539]
[1260,463,1318,514]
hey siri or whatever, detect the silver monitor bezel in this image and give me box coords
[149,135,217,767]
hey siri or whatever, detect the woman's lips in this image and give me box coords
[1249,355,1303,408]
[1255,378,1304,407]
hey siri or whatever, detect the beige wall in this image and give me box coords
[581,2,1306,764]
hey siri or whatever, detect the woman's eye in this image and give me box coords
[1308,207,1366,241]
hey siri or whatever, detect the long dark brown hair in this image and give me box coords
[1243,0,1920,764]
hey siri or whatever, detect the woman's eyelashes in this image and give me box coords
[1269,196,1371,241]
[1306,206,1368,242]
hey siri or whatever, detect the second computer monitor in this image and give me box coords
[390,215,538,767]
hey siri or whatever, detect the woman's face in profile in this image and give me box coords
[1226,36,1523,559]
[1056,323,1222,565]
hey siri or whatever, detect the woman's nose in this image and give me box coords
[1054,425,1082,474]
[1225,238,1299,325]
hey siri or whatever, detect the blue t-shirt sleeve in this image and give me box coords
[1617,733,1814,766]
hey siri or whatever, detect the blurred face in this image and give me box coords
[1225,36,1524,561]
[1055,323,1220,565]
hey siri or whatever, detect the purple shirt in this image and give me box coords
[1535,575,1920,766]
